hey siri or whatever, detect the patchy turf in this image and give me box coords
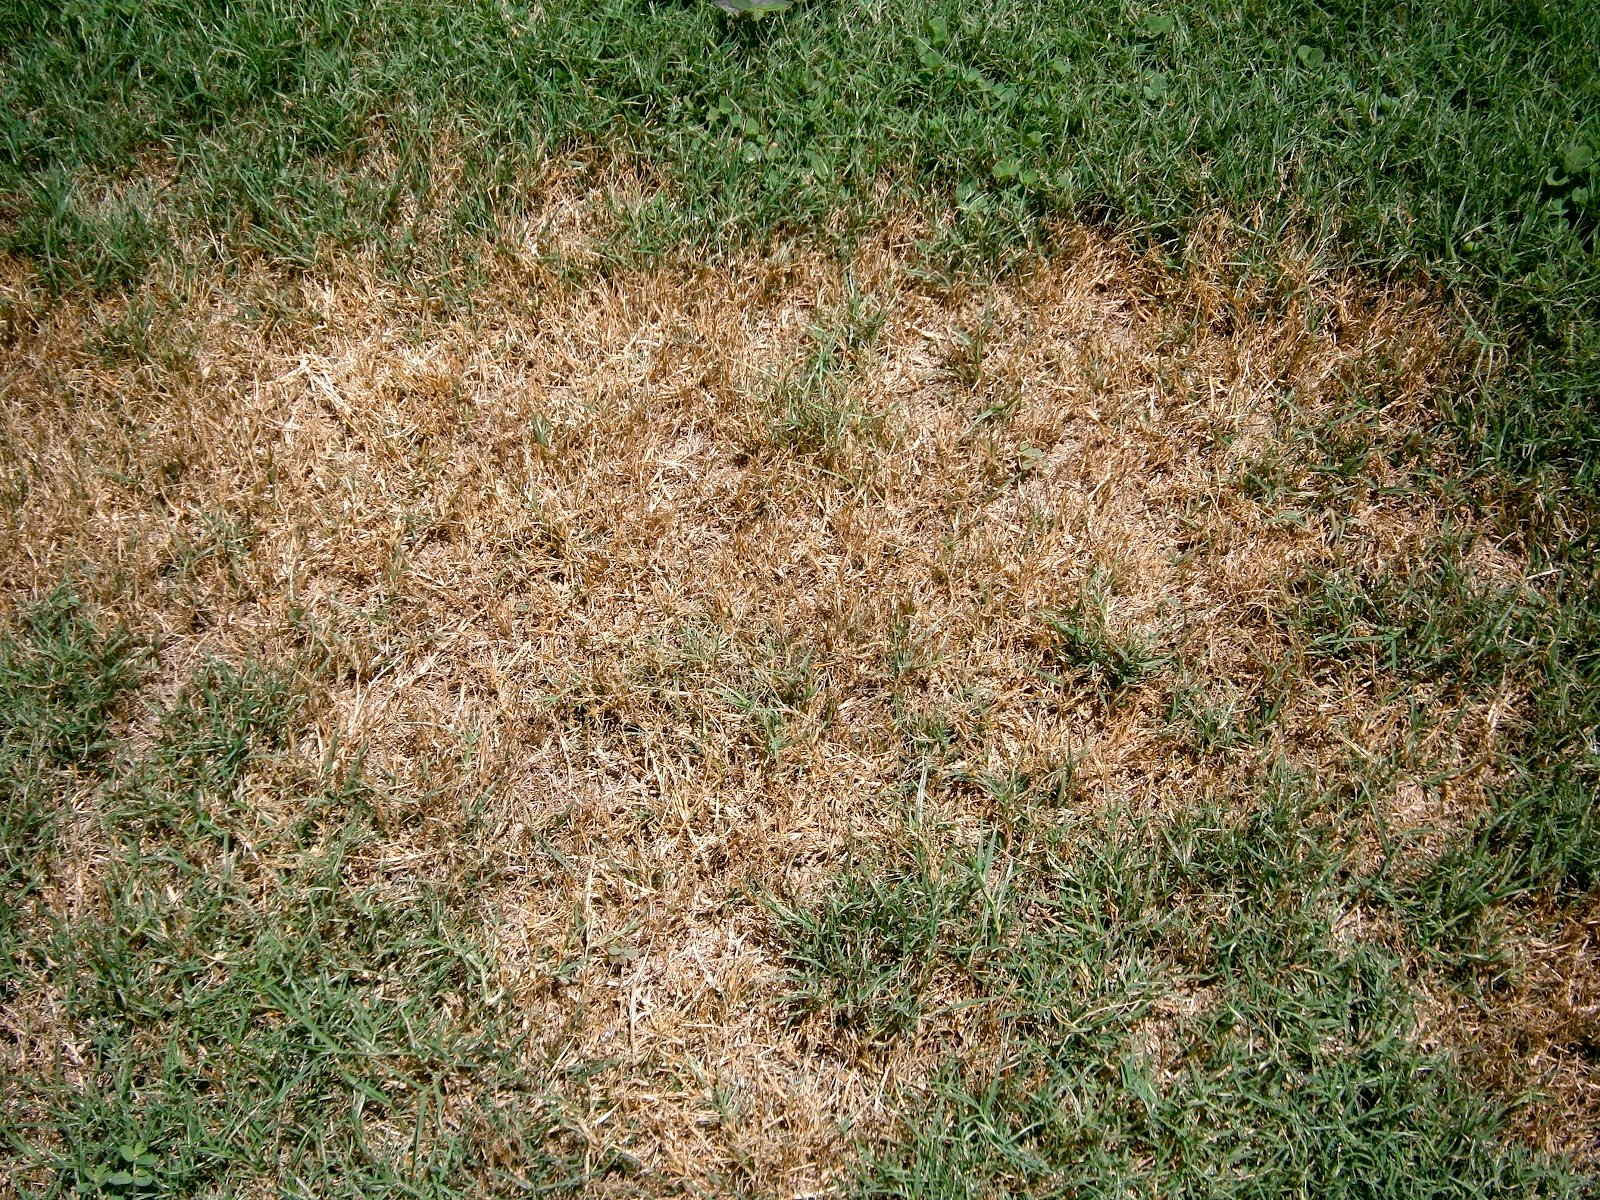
[0,616,588,1197]
[4,0,1598,489]
[3,189,1595,1192]
[3,0,1599,1195]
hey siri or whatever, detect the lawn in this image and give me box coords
[2,1,1596,1196]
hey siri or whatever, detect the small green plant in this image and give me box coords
[768,293,888,465]
[944,313,993,389]
[1037,591,1165,697]
[74,1141,161,1194]
[0,585,145,767]
[893,701,958,757]
[1168,663,1288,753]
[718,650,816,763]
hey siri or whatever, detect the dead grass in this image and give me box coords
[0,189,1581,1191]
[1424,902,1600,1166]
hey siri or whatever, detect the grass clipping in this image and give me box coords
[1,210,1592,1192]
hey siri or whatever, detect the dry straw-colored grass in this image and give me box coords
[2,192,1587,1188]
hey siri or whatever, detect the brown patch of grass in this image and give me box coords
[0,190,1570,1188]
[1426,903,1600,1166]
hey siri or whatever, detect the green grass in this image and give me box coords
[775,789,1582,1198]
[1,586,145,952]
[1373,567,1600,968]
[0,595,615,1198]
[0,585,146,767]
[1264,415,1600,974]
[1291,535,1538,690]
[767,288,889,465]
[1038,588,1168,699]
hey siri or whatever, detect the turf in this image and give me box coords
[0,594,605,1196]
[3,0,1598,1195]
[785,802,1574,1199]
[3,0,1597,481]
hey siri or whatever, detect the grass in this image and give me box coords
[0,597,609,1197]
[778,747,1593,1195]
[1291,536,1538,689]
[5,221,1595,1193]
[0,586,145,767]
[767,291,889,466]
[0,586,145,954]
[804,800,1577,1199]
[3,0,1597,481]
[1038,586,1168,699]
[3,0,1599,1192]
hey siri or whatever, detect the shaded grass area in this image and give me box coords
[0,590,602,1197]
[1,0,1596,482]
